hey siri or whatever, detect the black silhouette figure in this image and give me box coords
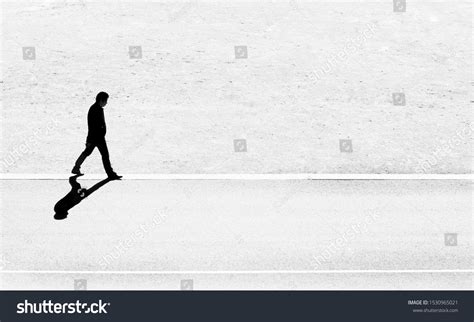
[72,92,121,179]
[54,175,112,220]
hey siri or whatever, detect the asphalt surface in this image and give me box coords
[0,179,471,289]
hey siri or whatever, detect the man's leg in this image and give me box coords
[73,142,95,172]
[96,139,114,175]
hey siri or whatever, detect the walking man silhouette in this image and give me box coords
[72,92,121,179]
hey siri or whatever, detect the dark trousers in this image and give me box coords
[74,138,113,173]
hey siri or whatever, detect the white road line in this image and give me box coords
[0,174,472,180]
[1,270,473,274]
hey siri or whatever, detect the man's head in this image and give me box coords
[96,91,109,107]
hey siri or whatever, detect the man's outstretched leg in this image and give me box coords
[72,143,95,175]
[96,139,121,179]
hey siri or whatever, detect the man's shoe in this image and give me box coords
[71,167,83,175]
[107,172,122,180]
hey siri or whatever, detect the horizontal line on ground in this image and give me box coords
[1,269,473,275]
[0,174,472,180]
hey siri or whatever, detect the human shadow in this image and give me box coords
[53,175,113,220]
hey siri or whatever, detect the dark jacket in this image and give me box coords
[86,103,106,143]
